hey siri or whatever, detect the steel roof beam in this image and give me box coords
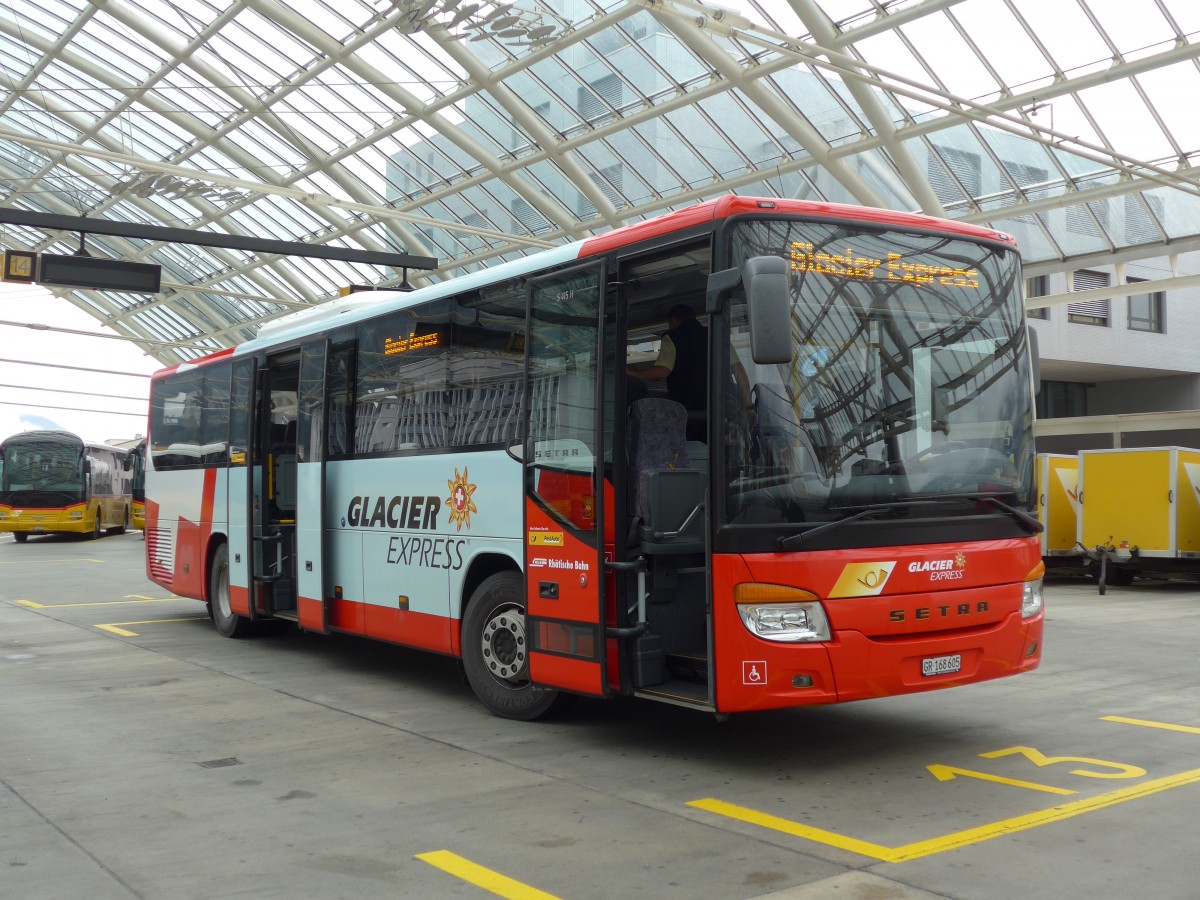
[832,0,968,46]
[790,0,946,216]
[0,207,434,270]
[425,27,621,229]
[654,6,888,209]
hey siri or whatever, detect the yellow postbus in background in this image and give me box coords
[129,438,146,532]
[0,430,132,541]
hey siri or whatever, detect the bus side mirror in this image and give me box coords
[743,256,792,365]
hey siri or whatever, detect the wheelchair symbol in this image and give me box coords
[743,661,767,685]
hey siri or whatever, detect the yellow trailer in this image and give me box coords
[1036,453,1080,559]
[1077,447,1200,592]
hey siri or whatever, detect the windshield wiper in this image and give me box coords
[776,493,1042,550]
[777,498,937,550]
[937,492,1043,535]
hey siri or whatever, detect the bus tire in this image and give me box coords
[210,544,250,638]
[113,506,130,535]
[13,532,27,543]
[461,571,569,721]
[90,509,102,540]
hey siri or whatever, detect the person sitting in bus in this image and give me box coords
[626,303,708,441]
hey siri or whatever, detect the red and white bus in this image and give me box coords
[144,196,1044,720]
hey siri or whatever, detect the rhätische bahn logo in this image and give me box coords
[446,467,478,531]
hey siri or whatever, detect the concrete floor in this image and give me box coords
[3,530,1200,899]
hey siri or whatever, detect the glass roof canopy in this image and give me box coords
[1,0,1198,365]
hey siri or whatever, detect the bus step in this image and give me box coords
[633,679,711,708]
[665,653,707,683]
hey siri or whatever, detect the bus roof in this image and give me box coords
[0,430,129,456]
[152,196,1017,377]
[1,429,85,449]
[150,346,236,381]
[577,196,1017,256]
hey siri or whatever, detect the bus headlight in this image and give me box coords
[1021,579,1044,618]
[1022,571,1041,619]
[734,584,831,643]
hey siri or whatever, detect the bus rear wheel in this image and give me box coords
[461,571,570,721]
[210,544,250,638]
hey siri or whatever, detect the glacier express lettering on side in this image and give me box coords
[345,495,441,530]
[386,535,466,570]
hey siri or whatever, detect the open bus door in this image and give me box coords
[248,353,300,619]
[227,357,255,619]
[523,263,611,698]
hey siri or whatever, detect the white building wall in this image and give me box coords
[1028,254,1200,377]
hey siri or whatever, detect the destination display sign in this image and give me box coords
[384,332,440,355]
[789,241,979,289]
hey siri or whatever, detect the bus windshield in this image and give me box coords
[130,440,146,502]
[0,433,87,505]
[725,219,1033,536]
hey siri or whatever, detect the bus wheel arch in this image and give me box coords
[209,541,250,638]
[460,568,570,721]
[107,505,129,536]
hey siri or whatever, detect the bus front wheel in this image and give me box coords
[461,571,569,721]
[210,544,250,638]
[90,509,102,540]
[13,532,27,543]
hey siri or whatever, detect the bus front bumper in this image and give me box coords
[0,505,90,535]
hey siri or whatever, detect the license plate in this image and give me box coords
[922,653,961,676]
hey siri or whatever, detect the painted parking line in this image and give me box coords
[0,558,103,565]
[17,596,186,609]
[691,768,1200,863]
[1101,715,1200,735]
[96,617,209,637]
[417,850,560,900]
[691,716,1200,863]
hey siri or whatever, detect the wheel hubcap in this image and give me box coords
[480,606,527,684]
[216,568,231,618]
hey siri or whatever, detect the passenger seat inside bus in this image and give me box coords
[629,398,704,554]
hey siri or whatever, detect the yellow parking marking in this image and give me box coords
[17,596,184,609]
[980,745,1145,780]
[1102,715,1200,735]
[690,767,1200,862]
[96,617,208,637]
[417,850,560,899]
[0,558,103,565]
[927,765,1076,795]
